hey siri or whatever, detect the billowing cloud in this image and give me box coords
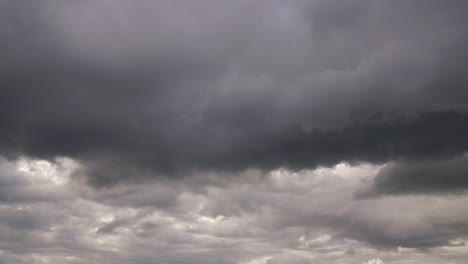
[1,1,468,187]
[363,259,384,264]
[1,1,468,263]
[1,158,468,263]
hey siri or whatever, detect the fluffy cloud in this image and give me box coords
[363,259,384,264]
[1,158,468,263]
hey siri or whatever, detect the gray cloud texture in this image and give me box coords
[1,158,468,264]
[1,1,468,263]
[358,155,468,197]
[1,0,468,190]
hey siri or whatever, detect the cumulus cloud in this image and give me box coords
[1,159,468,263]
[363,259,384,264]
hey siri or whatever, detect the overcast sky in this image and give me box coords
[1,1,468,263]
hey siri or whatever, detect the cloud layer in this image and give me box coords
[1,1,468,263]
[1,1,468,189]
[1,158,468,263]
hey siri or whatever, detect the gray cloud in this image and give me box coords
[2,1,468,263]
[1,158,468,263]
[1,1,468,187]
[266,254,312,264]
[357,156,468,197]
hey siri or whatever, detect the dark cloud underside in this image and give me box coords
[3,2,468,263]
[1,0,468,192]
[358,156,468,197]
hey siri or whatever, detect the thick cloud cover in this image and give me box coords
[1,0,468,188]
[1,1,468,263]
[358,155,468,197]
[1,158,468,264]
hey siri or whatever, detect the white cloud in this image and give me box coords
[363,259,384,264]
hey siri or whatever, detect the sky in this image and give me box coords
[0,1,468,263]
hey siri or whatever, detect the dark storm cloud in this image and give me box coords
[1,0,468,187]
[358,156,468,197]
